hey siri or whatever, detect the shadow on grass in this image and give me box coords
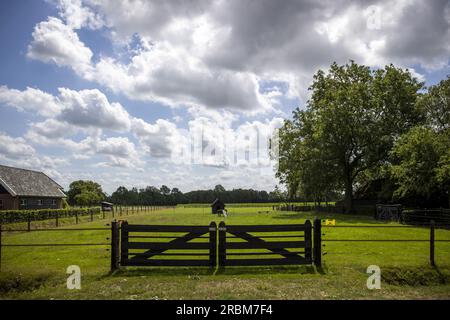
[105,264,326,278]
[272,212,386,224]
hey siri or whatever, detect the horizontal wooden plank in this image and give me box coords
[128,235,209,239]
[225,257,311,266]
[125,225,209,233]
[125,242,210,250]
[226,241,305,249]
[129,252,210,257]
[226,224,307,233]
[226,251,305,256]
[122,259,210,267]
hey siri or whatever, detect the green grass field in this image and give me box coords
[0,205,449,300]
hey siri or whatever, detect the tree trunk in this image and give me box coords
[344,175,354,214]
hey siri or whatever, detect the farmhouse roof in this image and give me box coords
[0,164,66,198]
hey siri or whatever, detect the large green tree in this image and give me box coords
[67,180,105,206]
[390,77,450,206]
[277,61,424,213]
[390,126,450,204]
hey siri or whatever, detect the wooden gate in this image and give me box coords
[112,220,320,270]
[119,221,217,267]
[218,221,313,266]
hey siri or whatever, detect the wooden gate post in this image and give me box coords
[313,218,322,267]
[120,221,129,267]
[218,221,226,268]
[430,220,435,267]
[304,220,312,264]
[209,222,217,268]
[111,220,120,272]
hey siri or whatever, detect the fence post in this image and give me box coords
[27,212,31,232]
[209,222,217,268]
[120,221,128,267]
[111,220,120,272]
[218,221,226,268]
[90,209,94,222]
[55,211,59,228]
[75,211,78,224]
[304,220,312,264]
[313,219,322,267]
[430,220,435,267]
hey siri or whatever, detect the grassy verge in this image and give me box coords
[0,206,449,299]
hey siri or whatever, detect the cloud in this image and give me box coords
[27,118,78,140]
[0,86,131,132]
[0,132,35,159]
[0,85,61,117]
[56,0,103,30]
[0,132,69,181]
[85,0,449,102]
[27,17,93,75]
[57,88,131,131]
[94,136,143,168]
[131,118,187,158]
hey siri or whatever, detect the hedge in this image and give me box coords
[0,207,101,224]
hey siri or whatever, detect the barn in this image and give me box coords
[0,164,66,210]
[211,198,225,214]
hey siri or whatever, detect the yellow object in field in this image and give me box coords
[325,219,336,226]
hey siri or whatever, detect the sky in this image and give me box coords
[0,0,449,194]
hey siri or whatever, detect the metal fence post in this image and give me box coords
[209,222,217,268]
[430,220,435,267]
[111,220,120,272]
[313,219,322,267]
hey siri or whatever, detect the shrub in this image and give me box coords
[0,207,101,224]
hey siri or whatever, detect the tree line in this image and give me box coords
[276,61,449,213]
[65,182,289,206]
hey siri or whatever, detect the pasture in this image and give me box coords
[0,205,449,299]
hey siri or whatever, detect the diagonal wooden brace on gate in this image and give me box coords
[114,220,318,270]
[218,220,313,267]
[119,221,217,268]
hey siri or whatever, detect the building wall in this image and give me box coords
[18,197,63,210]
[0,193,18,210]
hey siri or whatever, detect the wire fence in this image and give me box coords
[0,219,449,273]
[319,221,450,267]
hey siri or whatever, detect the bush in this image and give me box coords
[0,207,101,224]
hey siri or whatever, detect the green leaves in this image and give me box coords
[66,180,105,206]
[390,126,450,201]
[277,61,424,212]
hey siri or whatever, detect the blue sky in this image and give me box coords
[0,0,449,194]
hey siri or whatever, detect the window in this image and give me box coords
[20,199,27,206]
[0,199,3,209]
[37,199,43,206]
[52,199,56,205]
